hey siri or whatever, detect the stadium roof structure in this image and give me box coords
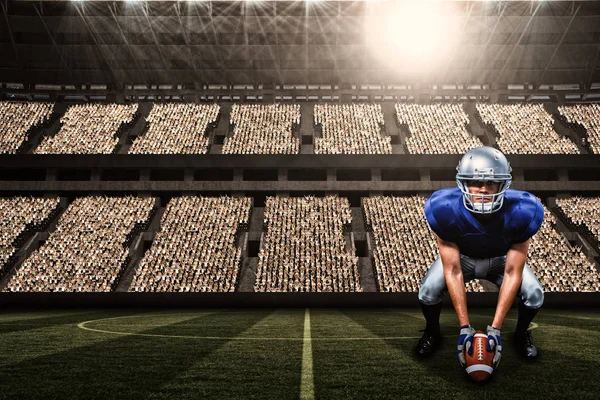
[1,0,600,91]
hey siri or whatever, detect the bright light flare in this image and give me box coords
[364,1,462,77]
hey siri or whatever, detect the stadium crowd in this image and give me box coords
[129,103,219,154]
[363,196,484,292]
[255,196,361,292]
[476,103,579,154]
[557,104,600,154]
[555,197,600,243]
[396,103,483,154]
[130,196,252,292]
[528,204,600,292]
[314,103,392,154]
[35,103,138,154]
[0,197,60,272]
[222,104,300,154]
[4,196,155,292]
[0,102,54,154]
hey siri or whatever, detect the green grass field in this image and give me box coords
[0,308,599,400]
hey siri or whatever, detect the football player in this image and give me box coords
[415,146,544,369]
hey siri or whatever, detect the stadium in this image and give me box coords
[1,0,600,398]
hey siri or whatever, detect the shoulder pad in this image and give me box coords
[507,190,544,243]
[424,188,461,242]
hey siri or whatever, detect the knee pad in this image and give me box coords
[523,286,544,309]
[418,285,444,306]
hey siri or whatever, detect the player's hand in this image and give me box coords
[486,325,502,368]
[457,324,476,368]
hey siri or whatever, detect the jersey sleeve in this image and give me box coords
[511,193,544,244]
[424,191,460,243]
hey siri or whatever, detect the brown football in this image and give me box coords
[465,331,495,382]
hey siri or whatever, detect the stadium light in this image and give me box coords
[364,0,461,77]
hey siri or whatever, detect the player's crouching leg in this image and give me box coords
[416,256,447,357]
[416,288,445,357]
[513,266,544,359]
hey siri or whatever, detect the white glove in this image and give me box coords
[457,324,476,368]
[486,325,502,368]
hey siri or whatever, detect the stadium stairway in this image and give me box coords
[23,103,67,154]
[247,206,264,241]
[209,103,231,155]
[118,103,153,154]
[350,207,377,292]
[382,102,404,155]
[115,232,148,292]
[146,206,166,233]
[544,103,590,154]
[463,103,496,147]
[235,230,252,291]
[564,231,599,269]
[300,103,313,154]
[0,197,67,290]
[112,205,164,291]
[0,232,48,291]
[547,197,600,270]
[358,257,377,292]
[237,257,257,292]
[237,207,264,291]
[395,121,412,154]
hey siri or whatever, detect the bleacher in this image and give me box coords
[0,100,598,297]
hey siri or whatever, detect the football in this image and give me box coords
[465,331,495,382]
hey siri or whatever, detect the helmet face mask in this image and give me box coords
[456,147,512,215]
[457,178,511,214]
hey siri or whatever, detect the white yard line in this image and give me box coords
[542,312,600,321]
[76,312,539,341]
[300,308,315,400]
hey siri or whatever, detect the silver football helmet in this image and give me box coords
[456,146,512,214]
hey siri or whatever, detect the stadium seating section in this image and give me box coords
[4,196,155,292]
[476,103,579,154]
[2,101,600,154]
[314,103,392,154]
[556,197,600,245]
[223,104,300,154]
[0,193,597,292]
[255,196,362,292]
[129,103,219,154]
[35,103,138,154]
[528,204,600,292]
[363,196,484,292]
[0,100,600,293]
[130,196,251,292]
[558,104,600,154]
[0,197,60,274]
[396,103,483,154]
[363,196,600,292]
[0,102,54,154]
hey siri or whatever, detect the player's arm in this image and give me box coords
[437,235,469,326]
[492,238,530,329]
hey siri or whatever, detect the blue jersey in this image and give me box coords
[424,188,544,259]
